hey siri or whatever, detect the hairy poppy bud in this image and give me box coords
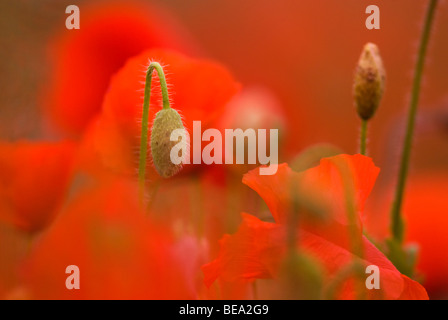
[353,43,386,121]
[151,108,186,178]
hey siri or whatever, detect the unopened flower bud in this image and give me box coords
[151,108,186,178]
[353,43,386,121]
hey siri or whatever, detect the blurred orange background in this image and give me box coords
[0,0,447,299]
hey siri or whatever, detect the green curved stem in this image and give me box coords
[390,0,438,243]
[139,62,171,204]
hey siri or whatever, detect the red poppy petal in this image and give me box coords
[203,213,428,299]
[398,275,429,300]
[44,1,194,137]
[242,163,292,223]
[202,213,283,287]
[24,177,195,299]
[0,141,76,233]
[243,155,379,252]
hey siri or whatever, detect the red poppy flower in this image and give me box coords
[0,141,76,233]
[44,1,195,137]
[80,48,239,178]
[202,154,428,299]
[23,176,198,299]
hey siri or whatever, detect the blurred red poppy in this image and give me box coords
[43,1,195,137]
[23,176,198,299]
[216,85,288,176]
[0,141,76,233]
[202,154,428,299]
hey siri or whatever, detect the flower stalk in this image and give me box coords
[390,0,439,243]
[138,62,171,203]
[359,120,368,156]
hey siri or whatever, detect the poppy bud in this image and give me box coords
[353,43,385,121]
[151,108,186,178]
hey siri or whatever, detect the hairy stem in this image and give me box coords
[139,62,171,204]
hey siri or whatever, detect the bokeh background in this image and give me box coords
[1,0,447,172]
[0,0,447,299]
